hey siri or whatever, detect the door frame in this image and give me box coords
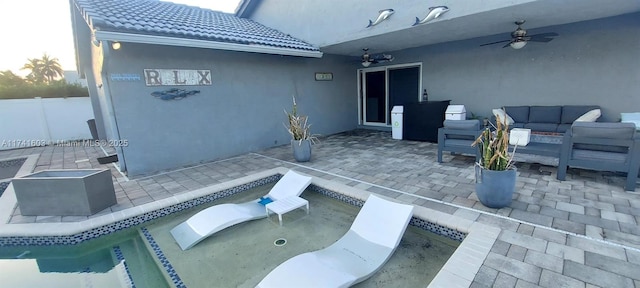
[359,67,387,126]
[357,62,423,126]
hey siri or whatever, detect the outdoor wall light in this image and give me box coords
[111,41,121,50]
[510,40,527,49]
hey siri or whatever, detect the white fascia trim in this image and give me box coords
[94,31,323,58]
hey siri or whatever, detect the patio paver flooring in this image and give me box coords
[1,130,639,287]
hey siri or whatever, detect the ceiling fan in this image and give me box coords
[361,48,394,67]
[480,20,559,49]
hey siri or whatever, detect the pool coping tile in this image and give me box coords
[0,168,287,238]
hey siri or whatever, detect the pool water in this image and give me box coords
[145,183,460,287]
[0,229,169,288]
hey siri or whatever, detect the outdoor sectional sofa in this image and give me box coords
[493,105,601,133]
[441,105,601,161]
[438,110,640,191]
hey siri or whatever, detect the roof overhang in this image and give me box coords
[235,0,258,17]
[94,30,323,58]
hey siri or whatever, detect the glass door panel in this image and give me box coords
[363,70,387,125]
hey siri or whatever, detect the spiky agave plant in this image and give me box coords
[471,113,515,171]
[284,96,319,144]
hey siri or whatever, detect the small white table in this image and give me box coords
[265,196,309,226]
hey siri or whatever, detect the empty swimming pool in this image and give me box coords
[144,183,460,287]
[0,171,466,287]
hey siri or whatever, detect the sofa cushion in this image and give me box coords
[557,124,572,133]
[561,105,600,124]
[445,138,478,147]
[524,123,559,132]
[510,123,526,129]
[572,149,628,163]
[443,120,480,130]
[572,122,636,153]
[504,106,529,123]
[443,120,480,140]
[529,106,562,123]
[572,122,636,139]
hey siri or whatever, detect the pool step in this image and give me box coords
[110,246,136,288]
[117,233,172,288]
[138,227,186,288]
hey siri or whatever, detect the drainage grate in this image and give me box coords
[274,238,287,247]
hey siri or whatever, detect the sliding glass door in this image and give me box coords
[359,64,421,126]
[362,69,387,125]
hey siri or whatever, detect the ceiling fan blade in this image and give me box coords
[479,39,511,46]
[528,32,559,38]
[527,37,555,43]
[502,42,512,48]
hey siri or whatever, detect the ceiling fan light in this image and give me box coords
[362,61,371,67]
[510,41,527,49]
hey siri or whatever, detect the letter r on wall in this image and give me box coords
[144,70,161,86]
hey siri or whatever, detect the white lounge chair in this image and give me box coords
[257,194,414,288]
[170,170,312,250]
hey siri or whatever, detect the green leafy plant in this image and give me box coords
[284,96,318,144]
[0,79,88,99]
[472,112,515,171]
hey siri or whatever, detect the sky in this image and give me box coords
[0,0,241,76]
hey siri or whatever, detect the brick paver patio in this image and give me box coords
[1,130,639,287]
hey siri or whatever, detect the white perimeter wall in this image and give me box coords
[0,97,94,150]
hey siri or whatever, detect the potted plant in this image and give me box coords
[471,113,517,208]
[469,112,489,128]
[285,96,318,162]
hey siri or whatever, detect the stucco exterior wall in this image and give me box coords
[103,44,357,176]
[247,0,535,47]
[376,13,639,121]
[71,6,108,140]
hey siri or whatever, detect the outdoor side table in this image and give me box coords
[265,196,309,226]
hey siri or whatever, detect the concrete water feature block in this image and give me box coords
[12,169,116,216]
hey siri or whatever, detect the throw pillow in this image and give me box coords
[258,197,273,205]
[492,109,514,126]
[574,109,601,122]
[621,112,640,131]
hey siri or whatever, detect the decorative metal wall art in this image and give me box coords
[151,88,200,100]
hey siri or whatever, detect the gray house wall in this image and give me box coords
[246,0,637,122]
[71,7,108,140]
[103,44,357,176]
[246,0,532,47]
[385,13,638,121]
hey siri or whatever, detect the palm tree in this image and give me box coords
[22,58,44,84]
[40,53,64,83]
[21,53,64,84]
